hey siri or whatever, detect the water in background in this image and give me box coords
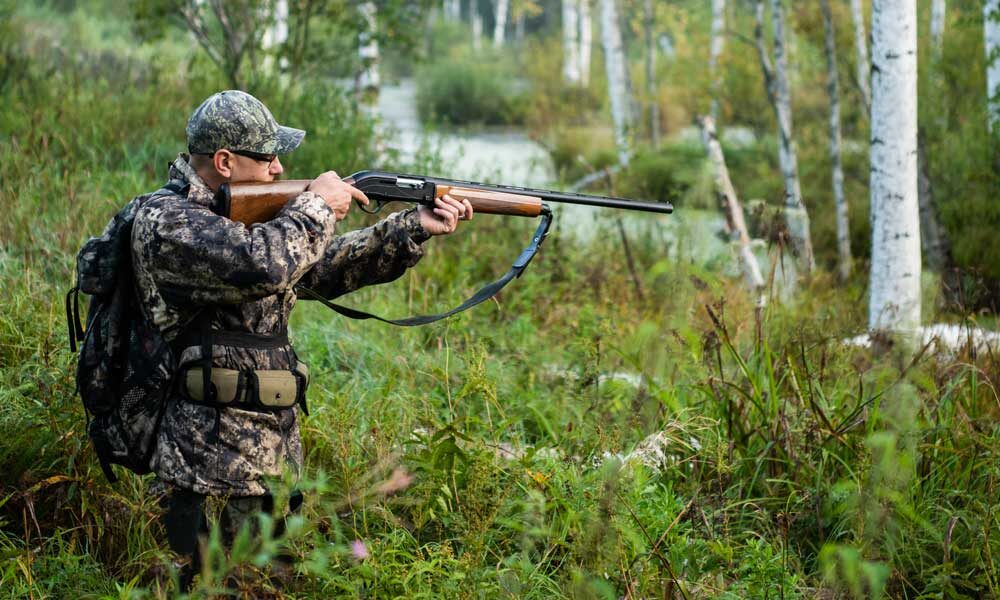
[376,79,736,271]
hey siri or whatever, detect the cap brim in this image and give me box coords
[275,125,306,154]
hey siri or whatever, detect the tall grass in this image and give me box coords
[3,4,1000,599]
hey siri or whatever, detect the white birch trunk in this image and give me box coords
[709,0,726,123]
[357,2,380,96]
[261,0,288,72]
[868,0,920,338]
[472,0,483,51]
[821,0,851,281]
[700,116,766,305]
[755,0,814,273]
[563,0,581,83]
[986,0,1000,132]
[446,0,462,21]
[930,0,945,52]
[644,0,659,148]
[850,0,872,113]
[494,0,509,47]
[599,0,632,166]
[580,0,593,87]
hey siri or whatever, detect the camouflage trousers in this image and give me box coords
[159,483,303,590]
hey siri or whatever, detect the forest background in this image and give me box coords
[2,0,1000,598]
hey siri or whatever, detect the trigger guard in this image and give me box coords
[358,199,383,214]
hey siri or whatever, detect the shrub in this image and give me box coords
[415,53,528,127]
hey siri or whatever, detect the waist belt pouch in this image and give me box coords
[183,364,309,409]
[255,362,308,408]
[184,368,243,404]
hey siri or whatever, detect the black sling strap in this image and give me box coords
[295,209,553,326]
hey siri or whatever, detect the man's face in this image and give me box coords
[227,151,283,183]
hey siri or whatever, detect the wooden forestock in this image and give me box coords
[434,185,543,217]
[226,179,544,225]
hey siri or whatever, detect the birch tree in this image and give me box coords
[580,0,593,86]
[820,0,851,280]
[709,0,726,122]
[754,0,815,274]
[599,0,632,166]
[644,0,660,147]
[494,0,509,47]
[987,0,1000,132]
[356,2,379,98]
[261,0,287,73]
[849,0,872,112]
[930,0,945,53]
[472,0,483,51]
[868,0,920,338]
[700,116,766,305]
[563,0,581,83]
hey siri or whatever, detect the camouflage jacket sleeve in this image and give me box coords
[298,207,431,299]
[132,192,336,305]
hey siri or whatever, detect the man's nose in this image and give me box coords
[270,157,284,176]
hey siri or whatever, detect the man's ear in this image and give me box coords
[213,150,234,179]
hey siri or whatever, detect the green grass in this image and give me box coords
[4,3,1000,599]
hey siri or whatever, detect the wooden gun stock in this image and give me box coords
[222,177,544,226]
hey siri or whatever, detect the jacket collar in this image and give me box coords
[167,154,217,208]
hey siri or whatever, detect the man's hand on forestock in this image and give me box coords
[418,194,473,236]
[307,171,369,220]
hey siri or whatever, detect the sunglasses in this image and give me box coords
[193,149,277,166]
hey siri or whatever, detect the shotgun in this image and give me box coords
[219,171,673,326]
[218,170,673,225]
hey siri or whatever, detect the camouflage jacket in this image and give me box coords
[132,155,429,496]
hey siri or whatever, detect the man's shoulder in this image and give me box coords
[133,184,209,223]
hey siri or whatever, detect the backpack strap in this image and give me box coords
[65,285,84,353]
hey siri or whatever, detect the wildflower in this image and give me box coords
[376,468,414,496]
[350,539,370,561]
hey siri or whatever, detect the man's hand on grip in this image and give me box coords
[307,171,369,220]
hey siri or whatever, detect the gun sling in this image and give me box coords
[295,208,553,326]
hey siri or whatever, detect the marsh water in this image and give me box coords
[376,79,750,273]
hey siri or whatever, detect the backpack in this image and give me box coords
[66,184,186,483]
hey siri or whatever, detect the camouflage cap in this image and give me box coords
[186,90,305,156]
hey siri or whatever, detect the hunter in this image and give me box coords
[132,90,472,587]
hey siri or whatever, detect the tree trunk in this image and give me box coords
[442,0,458,20]
[599,0,632,166]
[472,0,483,51]
[918,132,950,271]
[644,0,660,148]
[494,0,509,47]
[700,116,767,305]
[850,0,872,113]
[868,0,920,339]
[563,0,581,83]
[356,2,379,98]
[930,0,945,53]
[261,0,288,73]
[580,0,593,87]
[755,0,815,274]
[820,0,851,281]
[709,0,726,123]
[987,0,1000,133]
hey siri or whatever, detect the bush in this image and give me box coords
[415,53,528,127]
[617,143,708,206]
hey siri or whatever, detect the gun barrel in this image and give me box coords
[419,174,673,215]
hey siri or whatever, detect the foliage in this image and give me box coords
[4,1,1000,599]
[415,51,529,127]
